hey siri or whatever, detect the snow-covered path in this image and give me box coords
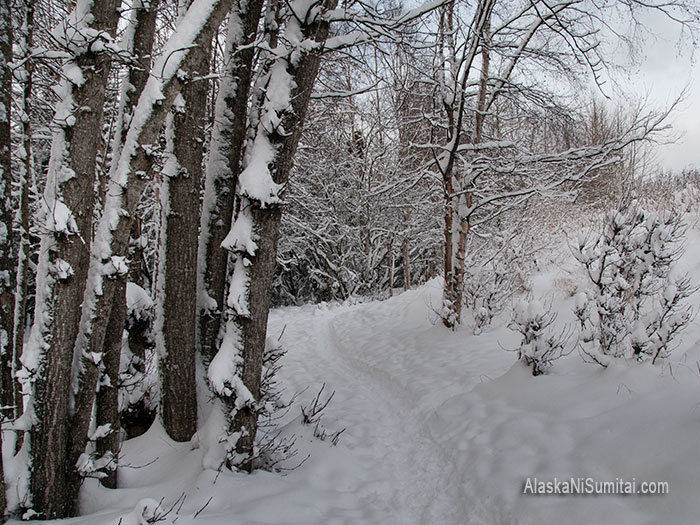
[268,281,515,524]
[15,275,700,524]
[267,277,700,525]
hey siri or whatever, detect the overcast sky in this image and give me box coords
[613,9,699,173]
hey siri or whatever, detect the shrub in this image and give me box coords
[572,203,695,364]
[508,297,570,375]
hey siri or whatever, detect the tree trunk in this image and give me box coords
[25,1,120,518]
[0,0,14,428]
[94,277,126,489]
[67,1,234,508]
[451,18,489,324]
[0,0,11,518]
[215,0,337,470]
[91,0,162,484]
[72,0,158,495]
[11,0,34,431]
[158,15,213,441]
[442,174,457,327]
[197,0,266,361]
[402,237,410,291]
[128,216,146,287]
[387,238,394,296]
[231,204,282,469]
[438,0,493,329]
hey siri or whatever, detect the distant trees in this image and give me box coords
[276,0,695,330]
[425,0,694,329]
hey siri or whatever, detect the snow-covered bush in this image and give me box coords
[573,203,695,364]
[508,297,570,376]
[464,232,538,334]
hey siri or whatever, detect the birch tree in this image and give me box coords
[428,0,698,328]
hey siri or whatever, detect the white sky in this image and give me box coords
[610,10,699,172]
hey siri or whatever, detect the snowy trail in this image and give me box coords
[268,276,700,525]
[17,274,700,524]
[269,281,513,524]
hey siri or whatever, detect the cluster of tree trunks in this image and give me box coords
[0,0,339,519]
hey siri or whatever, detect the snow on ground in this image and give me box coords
[10,227,700,524]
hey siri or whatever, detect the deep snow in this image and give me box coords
[8,229,700,524]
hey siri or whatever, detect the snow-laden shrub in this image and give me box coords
[573,203,696,365]
[464,233,538,334]
[222,337,297,472]
[508,297,570,376]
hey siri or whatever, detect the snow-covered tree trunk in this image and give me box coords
[92,0,160,489]
[0,0,14,428]
[450,18,489,325]
[0,0,10,518]
[197,0,266,361]
[72,0,233,502]
[209,0,337,471]
[10,0,34,427]
[94,276,126,489]
[21,0,121,518]
[157,0,214,443]
[441,172,457,327]
[80,0,234,374]
[437,0,494,329]
[67,2,234,501]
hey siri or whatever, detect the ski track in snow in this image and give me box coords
[12,243,700,524]
[268,281,515,524]
[268,270,700,525]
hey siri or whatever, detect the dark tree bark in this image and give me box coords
[0,0,14,428]
[11,0,34,430]
[402,237,410,291]
[226,0,338,470]
[67,1,234,509]
[159,6,214,442]
[94,278,126,489]
[0,0,11,519]
[388,238,394,296]
[28,1,121,518]
[77,0,159,493]
[198,0,267,361]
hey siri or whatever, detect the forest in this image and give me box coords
[0,0,699,522]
